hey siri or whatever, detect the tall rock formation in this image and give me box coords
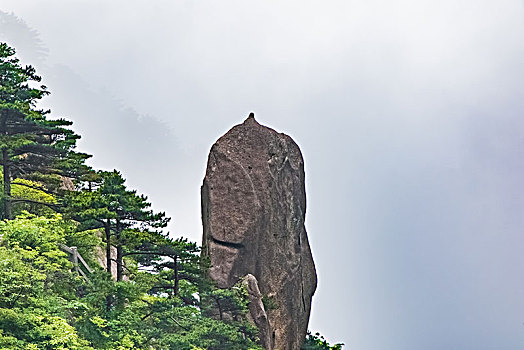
[201,114,317,350]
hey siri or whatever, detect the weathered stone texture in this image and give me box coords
[201,114,317,350]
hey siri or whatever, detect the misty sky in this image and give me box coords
[2,1,524,348]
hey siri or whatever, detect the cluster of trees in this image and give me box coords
[0,41,262,350]
[302,332,344,350]
[0,42,341,350]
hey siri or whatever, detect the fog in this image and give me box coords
[2,1,524,348]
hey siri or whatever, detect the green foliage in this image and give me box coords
[11,177,57,216]
[63,170,170,284]
[0,42,324,350]
[302,331,344,350]
[0,169,58,217]
[0,42,48,112]
[0,308,93,350]
[261,294,278,311]
[0,42,91,219]
[0,213,71,274]
[0,246,46,308]
[0,214,93,349]
[0,211,265,349]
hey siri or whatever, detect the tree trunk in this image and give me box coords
[105,219,112,312]
[0,110,11,220]
[116,218,123,281]
[105,219,112,275]
[2,149,11,220]
[173,255,179,296]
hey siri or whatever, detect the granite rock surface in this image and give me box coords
[201,114,317,350]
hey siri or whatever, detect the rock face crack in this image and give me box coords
[201,114,317,350]
[210,235,245,249]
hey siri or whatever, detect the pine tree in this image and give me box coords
[64,170,169,281]
[0,42,90,219]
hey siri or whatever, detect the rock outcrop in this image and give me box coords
[201,114,317,350]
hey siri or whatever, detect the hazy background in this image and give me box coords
[2,1,524,348]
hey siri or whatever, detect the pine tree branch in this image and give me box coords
[9,198,57,209]
[11,180,56,195]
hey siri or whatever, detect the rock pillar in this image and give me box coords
[201,114,317,350]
